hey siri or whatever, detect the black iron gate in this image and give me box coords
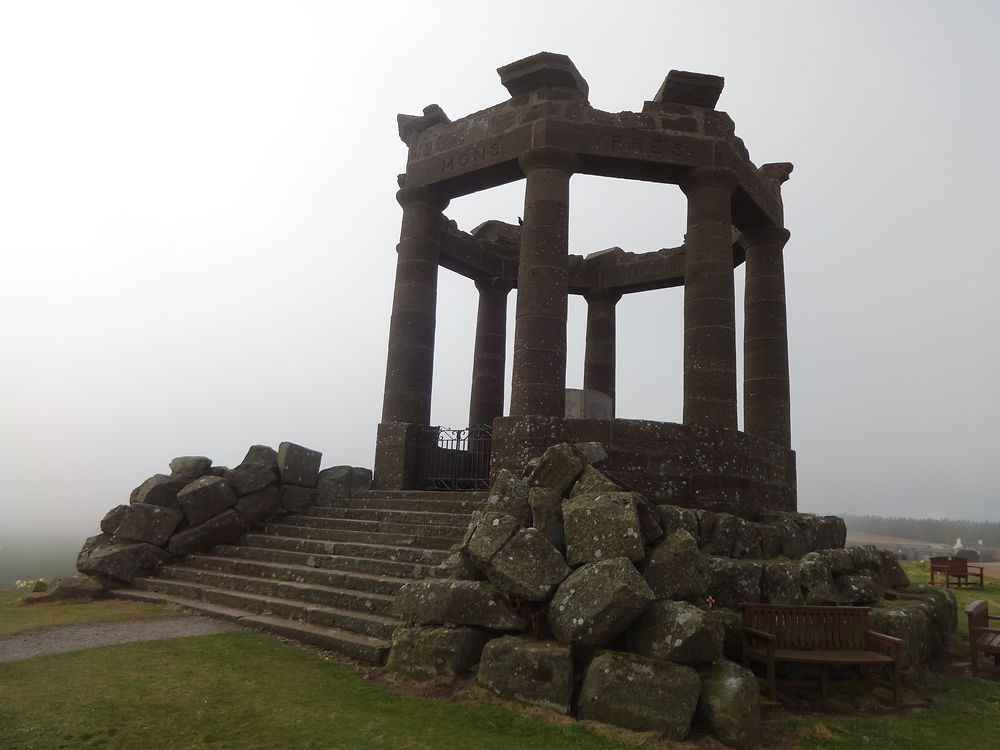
[414,424,492,491]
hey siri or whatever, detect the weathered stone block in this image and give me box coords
[657,504,701,542]
[277,441,322,488]
[563,492,644,566]
[530,486,565,552]
[387,626,491,680]
[484,527,569,601]
[705,513,741,556]
[428,550,481,580]
[100,505,128,535]
[234,485,282,526]
[579,651,700,739]
[697,660,762,749]
[643,529,709,600]
[548,558,655,646]
[762,562,804,605]
[568,464,620,498]
[836,572,881,605]
[281,485,317,512]
[818,548,853,575]
[77,540,165,583]
[243,444,278,468]
[871,586,956,668]
[167,509,243,556]
[814,515,847,549]
[226,462,277,497]
[484,469,531,525]
[466,512,520,569]
[848,544,882,571]
[706,557,762,609]
[18,574,106,604]
[706,607,744,662]
[525,443,586,496]
[317,466,371,505]
[629,600,723,664]
[176,475,238,526]
[876,550,911,589]
[115,503,184,546]
[169,456,213,477]
[393,580,526,630]
[799,552,839,605]
[573,441,608,465]
[129,474,187,509]
[476,636,574,714]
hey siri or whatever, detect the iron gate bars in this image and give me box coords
[414,424,492,491]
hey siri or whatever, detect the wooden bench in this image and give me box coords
[965,599,1000,676]
[742,603,902,706]
[929,556,984,589]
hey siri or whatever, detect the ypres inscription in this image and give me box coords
[441,141,503,174]
[593,131,686,158]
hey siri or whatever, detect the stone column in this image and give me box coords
[380,186,449,425]
[509,147,578,417]
[468,277,512,427]
[741,225,792,447]
[679,167,740,430]
[583,288,621,415]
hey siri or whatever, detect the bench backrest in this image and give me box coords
[930,556,968,574]
[743,603,871,649]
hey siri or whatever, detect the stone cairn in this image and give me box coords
[387,443,957,746]
[56,442,370,598]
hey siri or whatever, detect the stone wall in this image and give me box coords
[491,416,796,518]
[388,442,956,746]
[72,442,371,589]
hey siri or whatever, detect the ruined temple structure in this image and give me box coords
[375,52,796,519]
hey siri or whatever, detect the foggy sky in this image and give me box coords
[2,0,998,548]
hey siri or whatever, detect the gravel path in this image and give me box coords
[0,616,240,664]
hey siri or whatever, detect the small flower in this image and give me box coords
[705,595,716,608]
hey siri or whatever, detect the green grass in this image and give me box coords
[0,588,188,639]
[903,564,1000,639]
[0,631,640,750]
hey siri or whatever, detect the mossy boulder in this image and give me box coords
[643,529,709,600]
[386,626,491,680]
[476,636,574,714]
[562,492,644,566]
[483,527,570,601]
[697,660,762,749]
[393,580,526,630]
[578,651,700,739]
[629,600,723,664]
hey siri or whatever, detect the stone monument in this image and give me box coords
[375,52,796,520]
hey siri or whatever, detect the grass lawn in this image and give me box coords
[0,587,188,639]
[2,568,999,749]
[0,631,641,750]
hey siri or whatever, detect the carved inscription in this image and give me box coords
[441,141,503,174]
[593,131,687,158]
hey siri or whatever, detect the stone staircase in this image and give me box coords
[111,490,484,664]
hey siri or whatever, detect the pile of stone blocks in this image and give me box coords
[69,442,370,592]
[387,442,955,747]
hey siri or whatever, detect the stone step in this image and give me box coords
[340,491,487,514]
[263,523,457,551]
[131,577,399,640]
[109,588,389,663]
[239,533,449,566]
[157,566,396,616]
[212,544,432,579]
[303,506,473,529]
[185,554,411,596]
[280,514,467,540]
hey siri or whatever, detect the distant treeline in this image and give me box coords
[843,515,1000,548]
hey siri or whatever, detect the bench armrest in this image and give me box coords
[867,630,902,658]
[742,627,776,642]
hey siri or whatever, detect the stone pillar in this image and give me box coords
[469,277,512,427]
[583,288,621,415]
[509,147,578,417]
[741,225,792,447]
[380,186,449,425]
[679,167,739,430]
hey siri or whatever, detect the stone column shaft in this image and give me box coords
[583,289,621,415]
[510,148,578,418]
[741,225,792,447]
[469,278,511,427]
[679,167,739,430]
[380,187,449,425]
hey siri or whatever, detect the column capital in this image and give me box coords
[678,166,740,196]
[396,186,450,212]
[518,147,579,175]
[474,277,514,295]
[583,287,622,305]
[739,225,791,250]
